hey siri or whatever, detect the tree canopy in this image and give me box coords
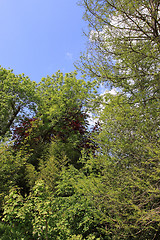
[0,67,37,138]
[0,0,160,239]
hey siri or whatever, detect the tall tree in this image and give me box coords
[77,0,160,98]
[0,67,37,138]
[21,71,96,168]
[73,0,160,238]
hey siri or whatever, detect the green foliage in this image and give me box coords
[0,68,100,239]
[36,71,95,158]
[1,1,160,236]
[38,141,67,191]
[0,67,37,138]
[0,142,30,212]
[11,71,96,169]
[2,186,33,239]
[97,94,160,238]
[75,1,160,238]
[37,71,94,115]
[73,90,160,238]
[2,181,59,239]
[54,166,107,239]
[77,0,160,98]
[1,169,106,239]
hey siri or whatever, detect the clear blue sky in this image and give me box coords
[0,0,87,82]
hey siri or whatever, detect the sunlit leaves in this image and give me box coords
[0,67,37,138]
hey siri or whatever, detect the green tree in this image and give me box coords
[73,0,160,238]
[77,0,160,98]
[0,67,37,138]
[2,169,104,239]
[0,142,34,214]
[85,93,160,238]
[12,71,96,169]
[0,69,98,227]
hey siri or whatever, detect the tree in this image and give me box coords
[73,1,160,238]
[2,169,106,239]
[1,1,159,235]
[0,142,33,213]
[95,93,160,238]
[0,69,99,239]
[12,71,97,168]
[77,0,160,99]
[0,70,98,199]
[0,67,37,138]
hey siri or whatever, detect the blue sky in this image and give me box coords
[0,0,87,82]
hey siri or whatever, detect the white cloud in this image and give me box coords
[66,52,73,60]
[88,112,98,127]
[108,88,117,95]
[90,6,160,50]
[100,87,118,96]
